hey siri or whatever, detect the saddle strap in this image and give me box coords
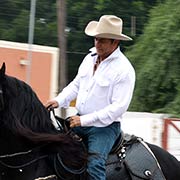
[124,139,166,180]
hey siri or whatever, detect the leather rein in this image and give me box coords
[0,145,48,169]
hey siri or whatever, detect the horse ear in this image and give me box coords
[0,62,6,77]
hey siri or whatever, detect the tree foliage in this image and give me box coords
[66,0,158,81]
[127,0,180,116]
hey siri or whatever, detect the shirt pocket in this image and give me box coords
[93,79,110,98]
[78,71,90,91]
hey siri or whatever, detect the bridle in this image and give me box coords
[0,145,48,170]
[0,146,59,180]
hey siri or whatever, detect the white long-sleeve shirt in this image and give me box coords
[54,47,135,127]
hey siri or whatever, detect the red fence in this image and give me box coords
[162,118,180,150]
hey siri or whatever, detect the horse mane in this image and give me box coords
[2,74,58,139]
[1,73,78,144]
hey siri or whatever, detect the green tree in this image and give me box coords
[66,0,158,81]
[127,0,180,116]
[0,0,57,45]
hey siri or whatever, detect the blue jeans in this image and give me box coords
[73,122,121,180]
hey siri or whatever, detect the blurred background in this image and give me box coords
[0,0,179,159]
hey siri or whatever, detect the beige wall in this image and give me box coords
[0,40,59,104]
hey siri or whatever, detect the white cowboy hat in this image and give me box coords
[85,15,132,41]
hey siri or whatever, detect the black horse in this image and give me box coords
[0,62,180,180]
[0,63,88,180]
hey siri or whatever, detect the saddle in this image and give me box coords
[106,133,166,180]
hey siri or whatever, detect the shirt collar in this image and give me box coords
[89,46,120,58]
[90,47,121,63]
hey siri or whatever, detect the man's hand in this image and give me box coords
[69,115,81,128]
[44,100,59,110]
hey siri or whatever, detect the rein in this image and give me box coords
[48,108,87,179]
[48,107,70,133]
[0,145,48,169]
[49,108,82,142]
[0,155,48,169]
[57,154,86,174]
[53,155,86,180]
[0,149,33,158]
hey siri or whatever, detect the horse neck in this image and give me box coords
[0,126,35,155]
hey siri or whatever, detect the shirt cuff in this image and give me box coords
[80,113,98,127]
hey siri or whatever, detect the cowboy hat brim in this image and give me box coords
[85,21,132,41]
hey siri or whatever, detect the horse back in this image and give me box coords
[147,143,180,180]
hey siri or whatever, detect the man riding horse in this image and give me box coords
[45,15,135,180]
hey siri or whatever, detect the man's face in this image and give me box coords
[94,37,118,60]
